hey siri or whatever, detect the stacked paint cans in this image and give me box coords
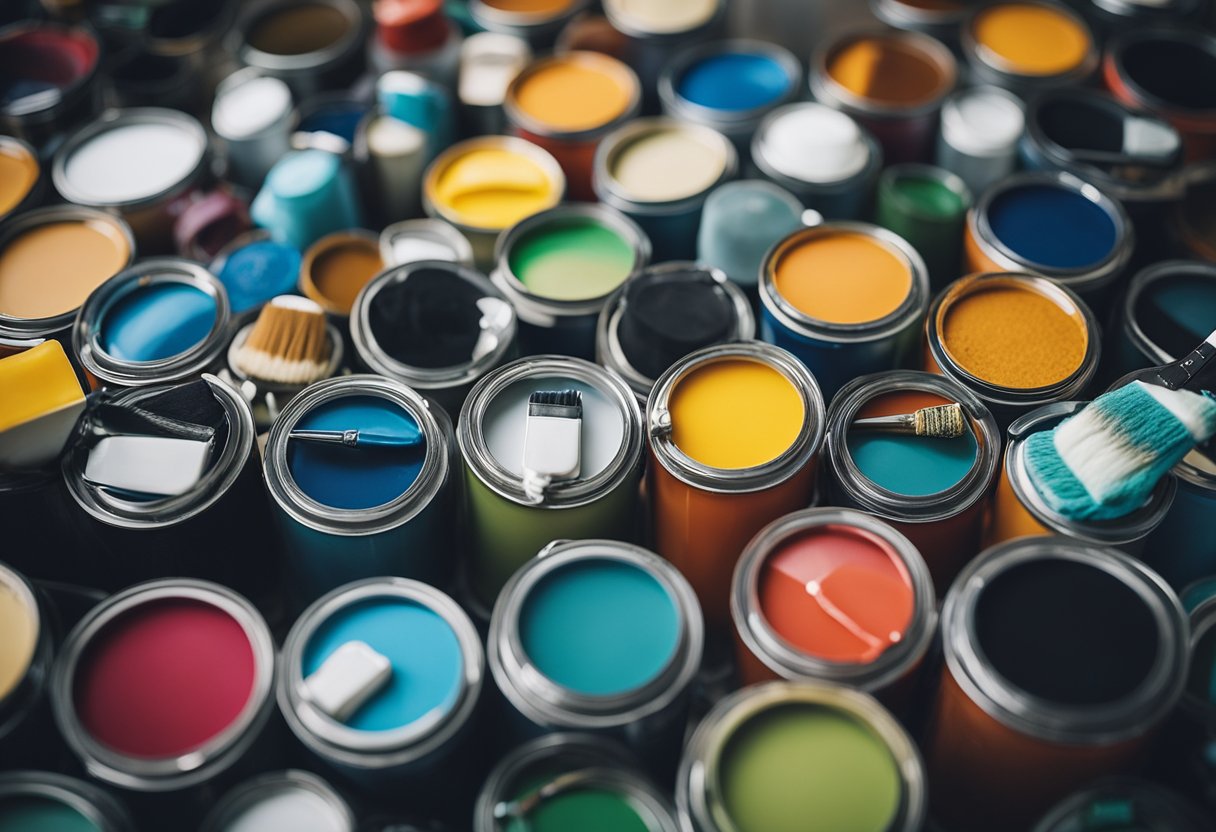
[0,1,1215,830]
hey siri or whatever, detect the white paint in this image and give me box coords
[759,104,869,183]
[64,122,204,203]
[1123,117,1179,159]
[605,0,717,33]
[940,87,1024,157]
[224,788,349,832]
[459,32,530,107]
[391,236,459,264]
[610,127,726,202]
[212,75,293,140]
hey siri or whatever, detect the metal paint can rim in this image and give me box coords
[0,21,103,124]
[0,134,45,226]
[468,0,592,39]
[1181,597,1216,728]
[658,39,803,131]
[961,1,1099,92]
[751,103,883,194]
[378,218,475,268]
[504,51,642,143]
[229,0,368,75]
[200,769,355,832]
[0,771,136,832]
[1105,27,1216,123]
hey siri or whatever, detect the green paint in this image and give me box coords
[0,797,100,832]
[719,704,902,832]
[508,219,635,302]
[504,776,649,832]
[889,176,965,219]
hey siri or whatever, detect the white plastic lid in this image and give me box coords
[459,32,531,107]
[758,104,869,184]
[212,74,293,140]
[941,86,1025,157]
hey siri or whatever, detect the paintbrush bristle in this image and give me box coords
[914,404,965,438]
[233,295,331,385]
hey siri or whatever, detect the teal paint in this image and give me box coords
[288,396,425,510]
[847,428,978,497]
[0,797,100,832]
[519,558,679,696]
[1138,274,1216,357]
[302,596,463,732]
[100,282,217,361]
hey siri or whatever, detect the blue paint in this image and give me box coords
[988,184,1117,270]
[100,282,217,362]
[298,102,366,144]
[288,395,425,510]
[217,239,302,314]
[519,558,680,696]
[302,596,464,731]
[847,428,978,497]
[250,149,362,250]
[677,52,792,112]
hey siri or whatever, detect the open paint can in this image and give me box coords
[696,180,805,288]
[760,222,930,400]
[962,1,1098,96]
[263,375,454,603]
[488,539,703,774]
[210,68,296,191]
[0,22,103,146]
[200,770,355,832]
[647,342,824,628]
[493,204,650,359]
[0,561,54,769]
[474,733,680,832]
[677,681,927,832]
[0,772,135,832]
[876,163,971,290]
[73,259,231,388]
[209,231,303,321]
[926,537,1188,831]
[603,0,726,110]
[458,355,644,608]
[1109,261,1216,388]
[379,219,474,268]
[0,136,43,225]
[278,578,483,801]
[731,508,936,708]
[825,370,1001,590]
[1031,778,1211,832]
[935,85,1025,200]
[924,272,1102,428]
[870,0,970,43]
[468,0,590,47]
[299,229,385,317]
[1181,594,1216,732]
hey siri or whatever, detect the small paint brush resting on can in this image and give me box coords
[851,403,966,437]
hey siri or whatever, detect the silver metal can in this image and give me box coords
[200,770,355,832]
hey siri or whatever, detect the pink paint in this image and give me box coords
[73,599,256,758]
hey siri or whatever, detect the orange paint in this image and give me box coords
[480,0,571,13]
[301,233,384,316]
[0,220,130,319]
[0,142,37,217]
[759,525,914,664]
[972,3,1091,77]
[826,35,949,106]
[773,232,912,324]
[985,462,1050,548]
[512,54,635,132]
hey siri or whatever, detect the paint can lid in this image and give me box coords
[756,103,870,183]
[941,86,1024,157]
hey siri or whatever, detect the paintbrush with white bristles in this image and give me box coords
[232,295,331,386]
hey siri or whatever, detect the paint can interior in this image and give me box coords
[0,22,102,146]
[209,231,303,320]
[231,0,369,98]
[962,1,1098,96]
[300,229,385,317]
[379,218,474,268]
[0,771,136,832]
[200,770,355,832]
[0,136,42,225]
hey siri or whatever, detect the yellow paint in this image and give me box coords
[773,232,912,324]
[0,341,84,433]
[0,573,37,701]
[0,143,37,216]
[431,147,559,230]
[610,127,725,202]
[973,3,1091,76]
[669,358,804,469]
[513,54,635,132]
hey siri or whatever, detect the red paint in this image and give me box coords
[375,0,450,54]
[73,599,256,759]
[758,524,914,663]
[0,27,99,90]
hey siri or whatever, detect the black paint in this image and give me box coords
[369,266,489,369]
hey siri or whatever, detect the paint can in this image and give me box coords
[1109,261,1216,383]
[593,117,737,262]
[278,579,483,803]
[375,72,455,166]
[251,149,364,252]
[759,222,931,400]
[810,29,957,164]
[936,85,1025,199]
[379,219,475,268]
[0,22,103,147]
[209,231,304,322]
[487,539,703,773]
[468,0,590,47]
[647,342,825,628]
[173,189,254,265]
[300,230,385,318]
[492,204,649,359]
[964,171,1134,307]
[1173,164,1216,264]
[350,260,517,414]
[457,33,531,137]
[229,0,369,99]
[297,95,370,152]
[731,508,936,710]
[52,108,210,254]
[962,1,1099,97]
[423,136,566,271]
[49,580,278,825]
[138,0,236,98]
[369,0,463,90]
[1104,29,1216,163]
[601,0,726,111]
[73,259,231,388]
[870,0,971,44]
[0,561,55,770]
[263,375,454,604]
[505,52,641,201]
[0,136,44,226]
[924,272,1102,429]
[696,180,805,289]
[60,376,278,599]
[986,401,1176,555]
[211,69,296,192]
[201,770,355,832]
[0,772,135,831]
[1032,778,1212,832]
[876,163,971,290]
[554,11,631,56]
[457,355,644,607]
[106,48,199,114]
[659,39,802,153]
[825,370,1002,590]
[355,111,427,227]
[597,262,754,402]
[1139,446,1216,591]
[750,103,883,221]
[677,681,927,832]
[0,206,134,345]
[925,537,1188,831]
[474,733,680,832]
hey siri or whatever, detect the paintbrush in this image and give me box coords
[493,770,598,820]
[232,295,331,386]
[288,425,423,448]
[522,389,582,503]
[852,403,966,438]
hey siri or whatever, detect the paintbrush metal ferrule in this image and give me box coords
[287,428,424,448]
[853,404,966,438]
